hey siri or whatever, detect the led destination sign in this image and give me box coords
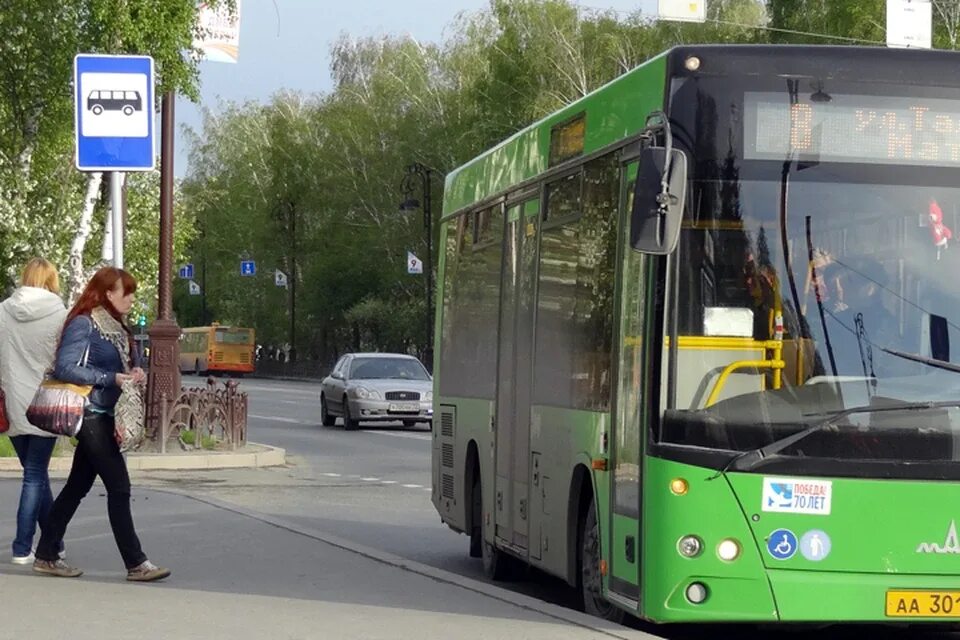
[745,92,960,166]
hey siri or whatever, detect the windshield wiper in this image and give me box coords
[711,400,960,478]
[878,348,960,374]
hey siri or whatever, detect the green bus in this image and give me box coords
[431,44,960,624]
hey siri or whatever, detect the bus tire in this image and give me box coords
[342,397,359,431]
[469,474,482,558]
[579,500,625,623]
[320,395,336,427]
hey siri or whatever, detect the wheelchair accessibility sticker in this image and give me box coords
[767,528,798,560]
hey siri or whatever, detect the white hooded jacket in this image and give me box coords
[0,287,67,437]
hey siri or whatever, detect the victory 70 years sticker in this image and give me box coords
[761,477,832,515]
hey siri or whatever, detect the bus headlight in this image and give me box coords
[717,538,741,562]
[677,535,703,558]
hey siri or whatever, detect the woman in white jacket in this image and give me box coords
[0,258,67,563]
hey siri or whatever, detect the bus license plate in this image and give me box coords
[389,403,418,412]
[886,591,960,617]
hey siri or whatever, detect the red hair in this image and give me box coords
[66,267,138,359]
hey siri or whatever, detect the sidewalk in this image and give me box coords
[0,442,286,472]
[0,480,656,640]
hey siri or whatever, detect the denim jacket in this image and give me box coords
[54,315,136,411]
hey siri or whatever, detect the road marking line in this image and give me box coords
[360,430,431,441]
[321,473,341,478]
[361,477,380,482]
[381,480,397,485]
[402,484,422,489]
[249,414,311,425]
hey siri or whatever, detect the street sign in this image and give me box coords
[178,264,194,279]
[240,260,256,276]
[275,270,288,288]
[189,280,201,296]
[407,251,423,274]
[658,0,706,22]
[74,54,155,171]
[887,0,932,49]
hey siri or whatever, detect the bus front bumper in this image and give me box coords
[655,570,960,623]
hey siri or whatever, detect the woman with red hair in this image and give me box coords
[33,267,169,582]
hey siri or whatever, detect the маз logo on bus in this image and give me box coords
[917,520,960,554]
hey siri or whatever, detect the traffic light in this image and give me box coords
[137,314,147,328]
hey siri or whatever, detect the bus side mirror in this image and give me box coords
[630,146,687,255]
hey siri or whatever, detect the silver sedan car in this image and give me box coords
[319,353,433,431]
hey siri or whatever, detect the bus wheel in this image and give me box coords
[580,500,625,623]
[469,474,482,558]
[342,397,359,431]
[320,395,336,427]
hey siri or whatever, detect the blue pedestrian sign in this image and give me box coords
[74,54,155,171]
[767,528,798,561]
[178,264,194,280]
[240,260,256,277]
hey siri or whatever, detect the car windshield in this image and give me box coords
[349,357,430,381]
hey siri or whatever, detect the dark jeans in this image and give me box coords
[36,413,147,569]
[10,435,56,557]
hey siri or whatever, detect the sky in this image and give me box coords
[174,0,658,176]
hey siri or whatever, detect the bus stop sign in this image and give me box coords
[74,54,156,171]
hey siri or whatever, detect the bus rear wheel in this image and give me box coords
[469,474,482,558]
[579,500,625,623]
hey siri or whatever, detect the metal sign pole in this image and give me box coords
[111,171,124,268]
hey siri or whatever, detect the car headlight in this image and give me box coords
[354,386,370,399]
[369,389,382,400]
[424,391,433,402]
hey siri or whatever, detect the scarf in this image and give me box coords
[90,306,131,373]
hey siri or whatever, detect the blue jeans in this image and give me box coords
[10,435,57,557]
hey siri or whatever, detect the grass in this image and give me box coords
[179,430,217,450]
[0,435,71,457]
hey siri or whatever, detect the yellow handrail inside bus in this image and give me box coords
[705,355,785,407]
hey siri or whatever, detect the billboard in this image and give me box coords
[194,0,242,63]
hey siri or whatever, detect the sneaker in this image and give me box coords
[11,552,34,565]
[33,558,83,578]
[126,560,170,582]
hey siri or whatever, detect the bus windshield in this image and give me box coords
[660,79,960,475]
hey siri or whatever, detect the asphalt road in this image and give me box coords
[164,375,957,640]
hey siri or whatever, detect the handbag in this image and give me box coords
[114,378,145,452]
[25,346,92,437]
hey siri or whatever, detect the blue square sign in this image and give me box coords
[240,260,256,277]
[74,54,155,171]
[178,264,194,280]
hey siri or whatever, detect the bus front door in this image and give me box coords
[494,199,539,557]
[609,160,644,605]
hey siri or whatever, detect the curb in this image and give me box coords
[0,442,286,472]
[160,489,661,640]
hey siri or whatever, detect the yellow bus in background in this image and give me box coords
[180,324,256,376]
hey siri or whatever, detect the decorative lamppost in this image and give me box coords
[146,91,182,435]
[399,162,437,371]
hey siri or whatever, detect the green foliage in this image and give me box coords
[178,429,216,450]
